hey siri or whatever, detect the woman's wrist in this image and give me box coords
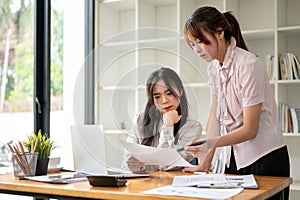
[163,121,175,127]
[162,125,174,133]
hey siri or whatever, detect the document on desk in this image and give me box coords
[226,174,258,189]
[142,185,243,199]
[121,141,193,167]
[172,173,228,187]
[25,172,87,184]
[172,173,258,189]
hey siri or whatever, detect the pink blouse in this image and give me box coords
[207,37,286,170]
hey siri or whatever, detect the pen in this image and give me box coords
[177,140,206,152]
[197,183,242,189]
[227,178,243,180]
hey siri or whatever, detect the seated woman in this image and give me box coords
[122,67,202,173]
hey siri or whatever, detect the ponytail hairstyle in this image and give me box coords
[140,67,189,146]
[184,6,248,51]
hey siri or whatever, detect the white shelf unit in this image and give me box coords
[276,1,300,198]
[95,0,300,197]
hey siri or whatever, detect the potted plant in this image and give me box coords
[23,130,57,175]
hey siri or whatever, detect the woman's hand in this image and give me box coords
[185,137,218,158]
[126,156,145,173]
[163,110,182,127]
[183,138,218,173]
[185,146,207,158]
[183,158,211,173]
[184,139,209,158]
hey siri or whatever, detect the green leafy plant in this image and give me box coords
[23,130,57,159]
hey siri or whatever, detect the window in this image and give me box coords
[0,0,35,144]
[0,0,86,176]
[0,0,66,170]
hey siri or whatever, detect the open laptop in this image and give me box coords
[70,124,149,178]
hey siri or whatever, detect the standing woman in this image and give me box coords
[183,6,290,200]
[122,67,202,173]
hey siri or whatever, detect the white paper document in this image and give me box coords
[142,185,243,199]
[172,173,258,189]
[226,174,258,189]
[25,173,87,184]
[121,141,193,167]
[172,173,228,187]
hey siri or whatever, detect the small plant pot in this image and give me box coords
[35,158,49,176]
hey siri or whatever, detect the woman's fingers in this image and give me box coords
[184,144,199,157]
[182,166,198,172]
[185,143,208,158]
[126,156,145,172]
[184,137,218,158]
[127,156,143,166]
[183,164,209,173]
[163,110,181,126]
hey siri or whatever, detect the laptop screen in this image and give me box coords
[70,125,108,175]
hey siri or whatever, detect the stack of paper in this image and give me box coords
[142,174,258,199]
[172,174,258,189]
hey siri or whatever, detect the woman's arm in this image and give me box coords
[215,103,261,147]
[206,95,220,138]
[157,110,181,148]
[183,102,262,172]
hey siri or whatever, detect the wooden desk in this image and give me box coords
[0,171,292,200]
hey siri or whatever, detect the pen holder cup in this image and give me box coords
[12,152,39,179]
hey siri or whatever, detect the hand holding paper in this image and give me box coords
[121,141,193,167]
[126,156,145,173]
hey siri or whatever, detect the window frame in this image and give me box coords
[33,0,95,137]
[84,0,95,124]
[34,0,51,136]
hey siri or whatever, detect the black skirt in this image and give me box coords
[225,145,290,200]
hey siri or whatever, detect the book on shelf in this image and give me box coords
[289,53,299,79]
[290,108,298,133]
[293,108,300,133]
[280,103,300,134]
[285,53,293,80]
[280,103,285,133]
[293,54,300,79]
[287,106,293,133]
[283,104,292,133]
[278,53,300,80]
[278,54,287,80]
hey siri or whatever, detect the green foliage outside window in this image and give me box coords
[0,0,63,112]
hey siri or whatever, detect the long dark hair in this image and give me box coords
[140,67,189,146]
[184,6,248,51]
